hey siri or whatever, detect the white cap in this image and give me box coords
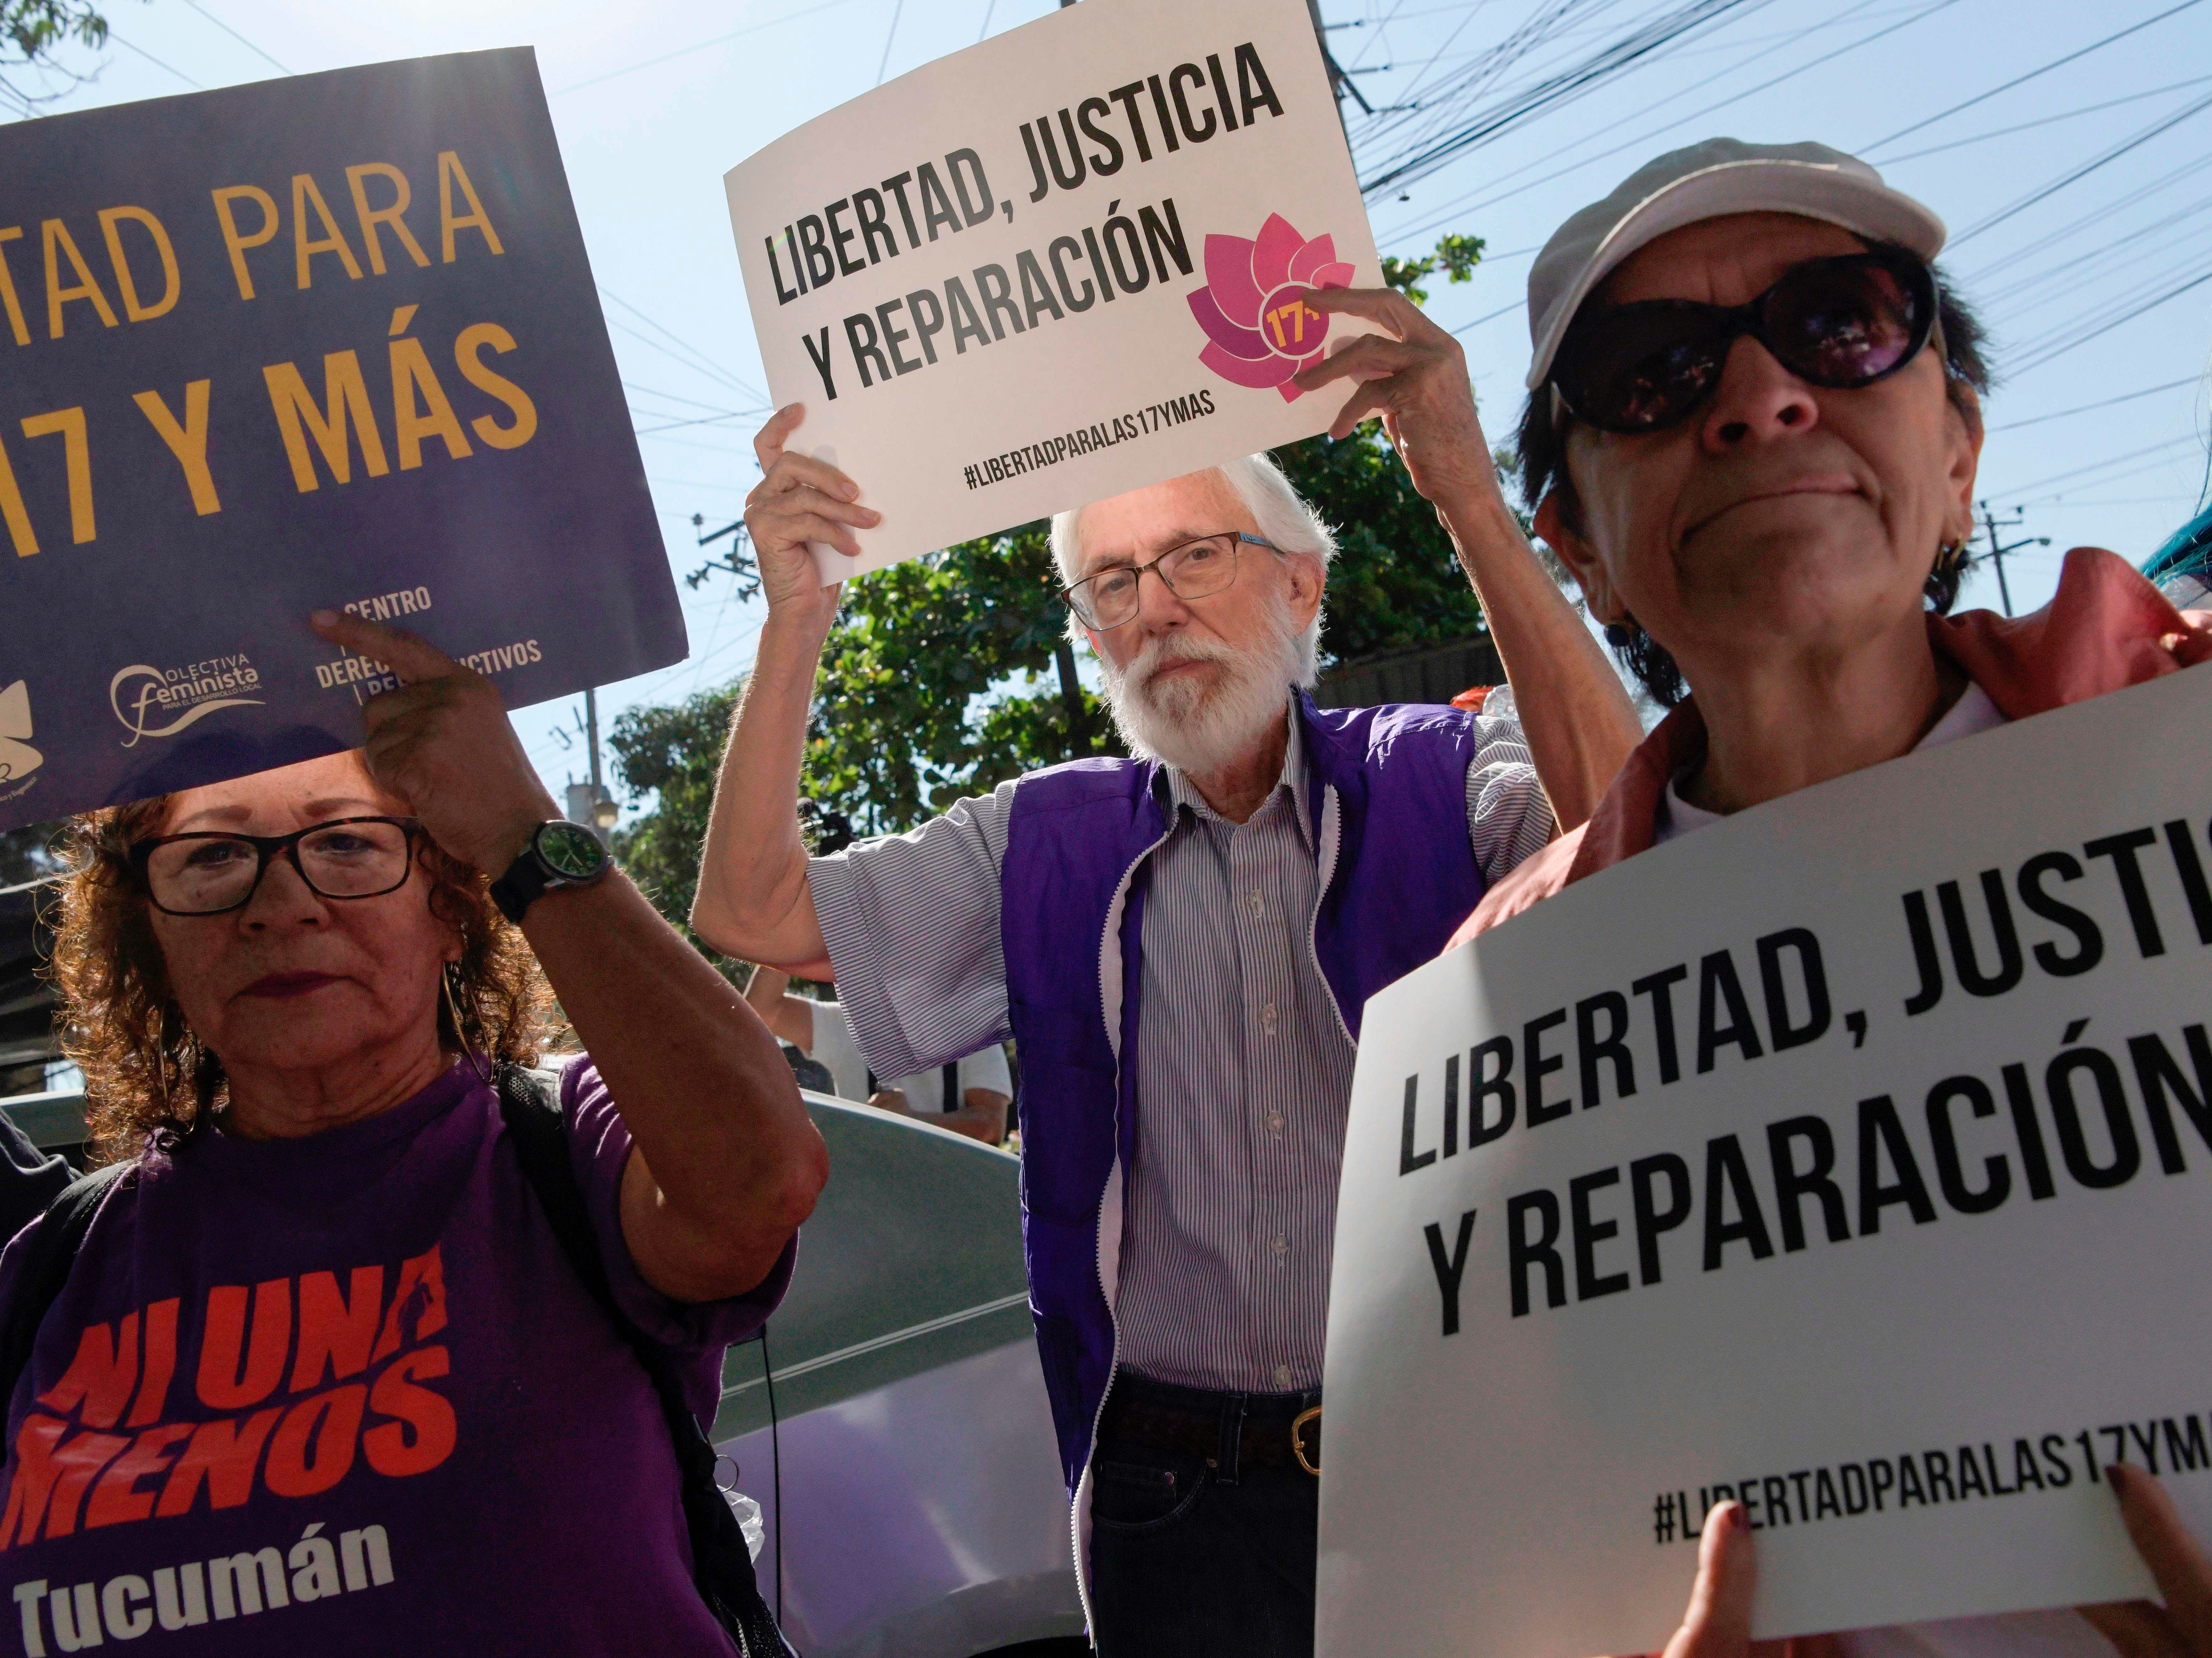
[1524,138,1946,390]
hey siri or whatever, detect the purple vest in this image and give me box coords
[999,691,1489,1492]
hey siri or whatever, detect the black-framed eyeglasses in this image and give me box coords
[1550,249,1939,435]
[130,817,427,916]
[1060,531,1279,631]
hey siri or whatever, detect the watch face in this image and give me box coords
[536,821,608,880]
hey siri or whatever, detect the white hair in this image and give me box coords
[1049,454,1336,685]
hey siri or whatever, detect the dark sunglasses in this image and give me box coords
[1550,249,1939,435]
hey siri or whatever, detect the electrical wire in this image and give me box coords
[1972,190,2212,309]
[1988,376,2203,432]
[1859,0,2205,153]
[1382,0,1956,239]
[1379,0,1825,240]
[875,0,905,86]
[601,288,770,406]
[551,0,868,96]
[1360,0,1766,195]
[1947,87,2212,248]
[1959,144,2212,285]
[175,0,290,75]
[1877,73,2212,166]
[106,32,204,88]
[2006,265,2212,376]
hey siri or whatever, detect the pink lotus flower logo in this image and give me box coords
[1188,214,1356,400]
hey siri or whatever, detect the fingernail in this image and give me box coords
[2106,1464,2127,1497]
[1729,1502,1750,1533]
[862,507,881,523]
[311,609,338,627]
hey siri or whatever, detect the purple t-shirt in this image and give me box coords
[0,1057,791,1657]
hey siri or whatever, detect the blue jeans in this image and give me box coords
[1087,1374,1321,1658]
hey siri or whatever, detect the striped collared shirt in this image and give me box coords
[811,694,1552,1393]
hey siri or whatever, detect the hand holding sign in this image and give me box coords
[745,404,879,619]
[310,610,558,879]
[1647,1470,2212,1658]
[2081,1466,2212,1658]
[1294,286,1494,507]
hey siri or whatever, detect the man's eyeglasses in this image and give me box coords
[130,817,426,916]
[1550,249,1939,435]
[1060,531,1279,631]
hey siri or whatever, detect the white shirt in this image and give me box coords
[1651,680,2112,1658]
[884,1041,1013,1113]
[800,1001,873,1103]
[1654,685,2007,844]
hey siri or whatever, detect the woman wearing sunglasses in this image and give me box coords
[2,612,824,1655]
[1452,139,2212,1657]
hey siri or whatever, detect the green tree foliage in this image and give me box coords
[604,683,742,952]
[1380,233,1485,307]
[608,234,1502,934]
[804,521,1116,835]
[3,0,110,108]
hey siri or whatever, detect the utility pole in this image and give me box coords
[1306,0,1372,136]
[585,688,603,797]
[1975,500,2049,619]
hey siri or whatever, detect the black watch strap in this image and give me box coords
[489,822,609,923]
[489,856,552,924]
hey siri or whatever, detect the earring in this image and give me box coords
[152,1003,173,1115]
[443,964,493,1086]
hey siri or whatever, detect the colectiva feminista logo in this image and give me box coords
[1187,214,1355,401]
[110,656,264,748]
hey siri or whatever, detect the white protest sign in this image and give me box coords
[723,0,1383,582]
[1317,665,2212,1657]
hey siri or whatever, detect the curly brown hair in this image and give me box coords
[50,794,552,1164]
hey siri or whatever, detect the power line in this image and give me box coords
[106,31,204,88]
[875,0,905,85]
[599,287,769,406]
[1878,73,2212,166]
[1360,0,1768,195]
[2002,433,2201,498]
[1859,0,2205,153]
[1947,87,2212,247]
[1959,144,2212,284]
[175,0,290,75]
[551,0,867,96]
[1989,376,2204,432]
[1973,188,2212,309]
[1384,0,1955,243]
[2007,265,2212,376]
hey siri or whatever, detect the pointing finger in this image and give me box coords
[311,610,463,687]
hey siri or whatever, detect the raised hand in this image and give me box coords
[1293,285,1497,508]
[309,610,558,878]
[745,403,881,617]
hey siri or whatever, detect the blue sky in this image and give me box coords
[16,0,2212,817]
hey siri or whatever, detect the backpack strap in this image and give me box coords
[0,1160,134,1459]
[494,1065,795,1658]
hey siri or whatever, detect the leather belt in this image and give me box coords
[1098,1395,1323,1475]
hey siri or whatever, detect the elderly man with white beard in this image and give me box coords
[693,285,1640,1657]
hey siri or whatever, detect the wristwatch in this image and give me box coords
[489,821,611,922]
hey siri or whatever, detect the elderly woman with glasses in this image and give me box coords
[1452,139,2212,1658]
[1,612,825,1656]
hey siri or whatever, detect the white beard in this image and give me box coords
[1098,599,1303,778]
